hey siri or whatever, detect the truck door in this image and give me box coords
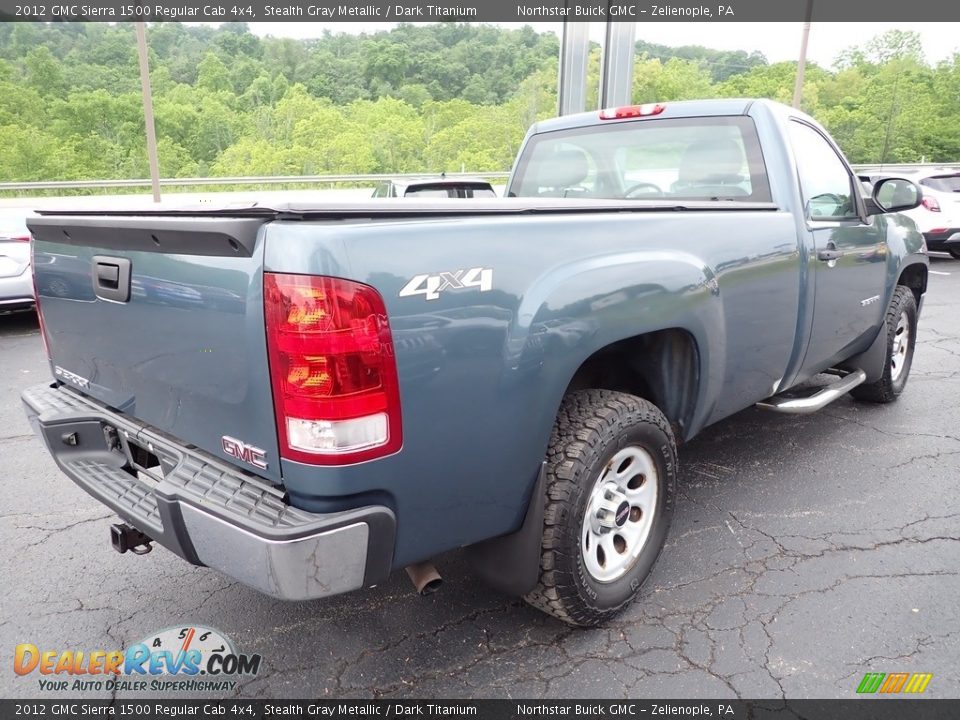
[787,119,888,374]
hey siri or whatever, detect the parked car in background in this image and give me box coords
[859,168,960,258]
[0,210,35,314]
[372,176,497,198]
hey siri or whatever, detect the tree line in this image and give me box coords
[0,22,956,186]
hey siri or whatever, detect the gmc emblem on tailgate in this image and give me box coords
[221,436,268,470]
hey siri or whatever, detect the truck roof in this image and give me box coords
[530,98,770,135]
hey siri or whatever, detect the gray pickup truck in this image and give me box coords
[23,99,928,626]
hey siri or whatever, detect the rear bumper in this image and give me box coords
[922,229,960,250]
[0,271,34,310]
[21,383,395,601]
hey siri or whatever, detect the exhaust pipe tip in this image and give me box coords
[405,561,442,596]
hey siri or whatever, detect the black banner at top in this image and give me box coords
[1,0,960,22]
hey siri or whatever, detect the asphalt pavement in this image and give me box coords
[2,255,958,700]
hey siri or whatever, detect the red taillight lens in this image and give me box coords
[922,197,941,212]
[264,273,401,465]
[30,244,50,358]
[599,103,666,120]
[11,235,31,242]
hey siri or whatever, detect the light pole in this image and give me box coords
[135,22,161,203]
[792,0,813,109]
[557,20,590,116]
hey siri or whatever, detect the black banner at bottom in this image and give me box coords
[2,699,959,720]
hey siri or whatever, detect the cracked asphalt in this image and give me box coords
[2,255,958,700]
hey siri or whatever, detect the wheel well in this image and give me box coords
[565,329,699,440]
[898,263,927,305]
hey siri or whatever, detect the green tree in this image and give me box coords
[197,52,232,93]
[24,46,66,97]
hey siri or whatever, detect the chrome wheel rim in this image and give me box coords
[581,446,659,583]
[890,310,910,382]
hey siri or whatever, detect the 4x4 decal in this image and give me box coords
[399,267,493,301]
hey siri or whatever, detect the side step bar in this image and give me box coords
[756,369,866,415]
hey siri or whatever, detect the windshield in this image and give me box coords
[404,188,454,197]
[920,175,960,193]
[511,116,771,202]
[404,183,496,198]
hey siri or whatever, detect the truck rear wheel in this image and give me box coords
[851,285,917,404]
[523,390,676,626]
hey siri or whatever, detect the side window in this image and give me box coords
[787,121,858,221]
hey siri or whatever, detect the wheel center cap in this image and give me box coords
[590,482,630,534]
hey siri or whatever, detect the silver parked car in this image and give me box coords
[0,210,35,314]
[858,168,960,258]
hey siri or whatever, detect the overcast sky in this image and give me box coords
[235,22,958,67]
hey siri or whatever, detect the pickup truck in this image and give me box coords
[23,99,928,627]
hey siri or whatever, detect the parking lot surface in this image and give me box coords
[2,256,959,700]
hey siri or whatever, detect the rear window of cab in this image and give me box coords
[511,115,771,203]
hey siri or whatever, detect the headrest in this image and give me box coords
[537,149,590,189]
[678,139,745,184]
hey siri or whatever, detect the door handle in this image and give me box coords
[817,247,842,262]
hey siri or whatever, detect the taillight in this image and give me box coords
[922,197,941,212]
[11,235,31,242]
[264,273,402,465]
[599,103,666,120]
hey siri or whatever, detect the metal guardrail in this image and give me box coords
[0,172,513,192]
[2,165,959,193]
[853,164,960,173]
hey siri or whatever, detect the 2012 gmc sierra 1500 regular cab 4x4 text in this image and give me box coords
[23,99,928,626]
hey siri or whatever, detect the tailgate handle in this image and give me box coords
[92,256,131,302]
[97,263,120,288]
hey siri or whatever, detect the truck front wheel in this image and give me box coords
[851,285,918,403]
[524,390,677,626]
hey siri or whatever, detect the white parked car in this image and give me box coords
[859,168,960,258]
[0,210,35,314]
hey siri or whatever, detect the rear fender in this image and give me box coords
[507,250,722,455]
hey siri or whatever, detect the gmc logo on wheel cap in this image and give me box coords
[221,436,268,470]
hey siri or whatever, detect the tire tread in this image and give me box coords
[851,285,917,403]
[523,389,675,626]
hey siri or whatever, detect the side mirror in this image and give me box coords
[867,177,922,216]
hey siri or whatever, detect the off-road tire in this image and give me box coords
[523,390,677,627]
[851,285,918,403]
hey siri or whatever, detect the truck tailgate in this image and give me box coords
[26,214,282,484]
